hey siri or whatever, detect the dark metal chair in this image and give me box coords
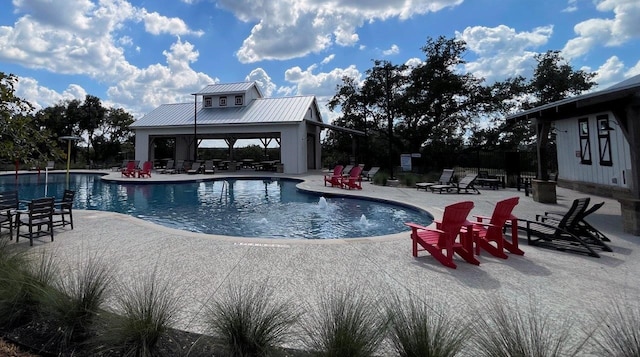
[16,197,55,246]
[0,190,19,238]
[53,190,75,229]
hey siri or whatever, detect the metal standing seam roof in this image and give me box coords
[193,82,260,96]
[507,73,640,122]
[131,96,319,128]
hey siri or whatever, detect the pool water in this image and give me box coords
[0,173,432,239]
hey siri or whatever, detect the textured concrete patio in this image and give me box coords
[6,169,640,349]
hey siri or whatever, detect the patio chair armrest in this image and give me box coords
[473,215,491,222]
[405,222,430,231]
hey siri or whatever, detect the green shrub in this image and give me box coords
[96,269,181,357]
[386,296,468,357]
[470,296,587,357]
[303,287,387,357]
[205,280,301,356]
[374,171,389,186]
[39,254,112,348]
[589,299,640,356]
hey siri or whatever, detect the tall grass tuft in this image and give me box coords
[0,246,58,328]
[589,299,640,356]
[96,268,181,357]
[204,280,301,356]
[386,295,469,357]
[39,254,112,349]
[470,296,587,357]
[302,287,387,357]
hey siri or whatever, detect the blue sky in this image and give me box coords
[1,0,639,124]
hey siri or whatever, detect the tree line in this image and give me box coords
[323,36,596,175]
[0,72,135,170]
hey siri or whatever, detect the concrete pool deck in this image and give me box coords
[5,169,640,343]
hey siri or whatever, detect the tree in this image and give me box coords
[78,95,107,162]
[0,72,61,170]
[529,50,596,107]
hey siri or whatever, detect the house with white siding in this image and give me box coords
[507,74,640,235]
[130,82,340,174]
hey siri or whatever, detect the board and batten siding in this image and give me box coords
[554,111,632,189]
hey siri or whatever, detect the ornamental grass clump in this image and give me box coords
[0,245,58,329]
[204,280,301,357]
[470,296,588,357]
[302,287,387,357]
[386,295,469,357]
[39,254,112,349]
[96,269,181,357]
[589,299,640,356]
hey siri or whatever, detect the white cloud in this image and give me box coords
[217,0,464,63]
[106,39,216,117]
[591,56,626,89]
[628,60,640,77]
[382,44,400,56]
[457,25,553,82]
[245,68,276,97]
[139,9,204,36]
[15,76,87,110]
[562,0,578,12]
[563,0,640,59]
[321,54,335,65]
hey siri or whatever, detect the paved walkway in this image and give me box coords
[7,169,640,345]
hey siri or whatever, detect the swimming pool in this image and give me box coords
[0,173,432,239]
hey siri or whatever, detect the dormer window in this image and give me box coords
[219,96,227,106]
[204,96,212,108]
[235,95,243,106]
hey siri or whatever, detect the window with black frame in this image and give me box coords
[597,114,613,166]
[579,117,592,165]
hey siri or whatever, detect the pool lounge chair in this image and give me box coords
[521,197,612,257]
[324,165,344,187]
[543,201,611,243]
[429,173,480,194]
[416,169,454,191]
[187,162,202,174]
[0,190,19,237]
[203,160,215,174]
[471,197,524,258]
[341,164,354,177]
[405,201,480,269]
[166,160,184,174]
[158,159,174,174]
[362,166,380,181]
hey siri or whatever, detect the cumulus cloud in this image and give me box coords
[562,0,640,59]
[1,0,211,116]
[217,0,464,63]
[245,68,276,97]
[383,44,400,56]
[457,25,553,82]
[562,0,578,12]
[14,76,87,110]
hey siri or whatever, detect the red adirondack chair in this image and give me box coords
[137,161,153,178]
[324,165,344,187]
[121,161,137,177]
[340,165,363,190]
[472,197,524,257]
[405,201,480,269]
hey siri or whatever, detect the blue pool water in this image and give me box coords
[0,173,432,239]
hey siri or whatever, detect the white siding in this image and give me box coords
[555,111,632,188]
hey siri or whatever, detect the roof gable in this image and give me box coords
[131,96,319,128]
[193,82,263,97]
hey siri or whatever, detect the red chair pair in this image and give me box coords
[405,197,523,269]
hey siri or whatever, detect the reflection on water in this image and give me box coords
[0,173,432,239]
